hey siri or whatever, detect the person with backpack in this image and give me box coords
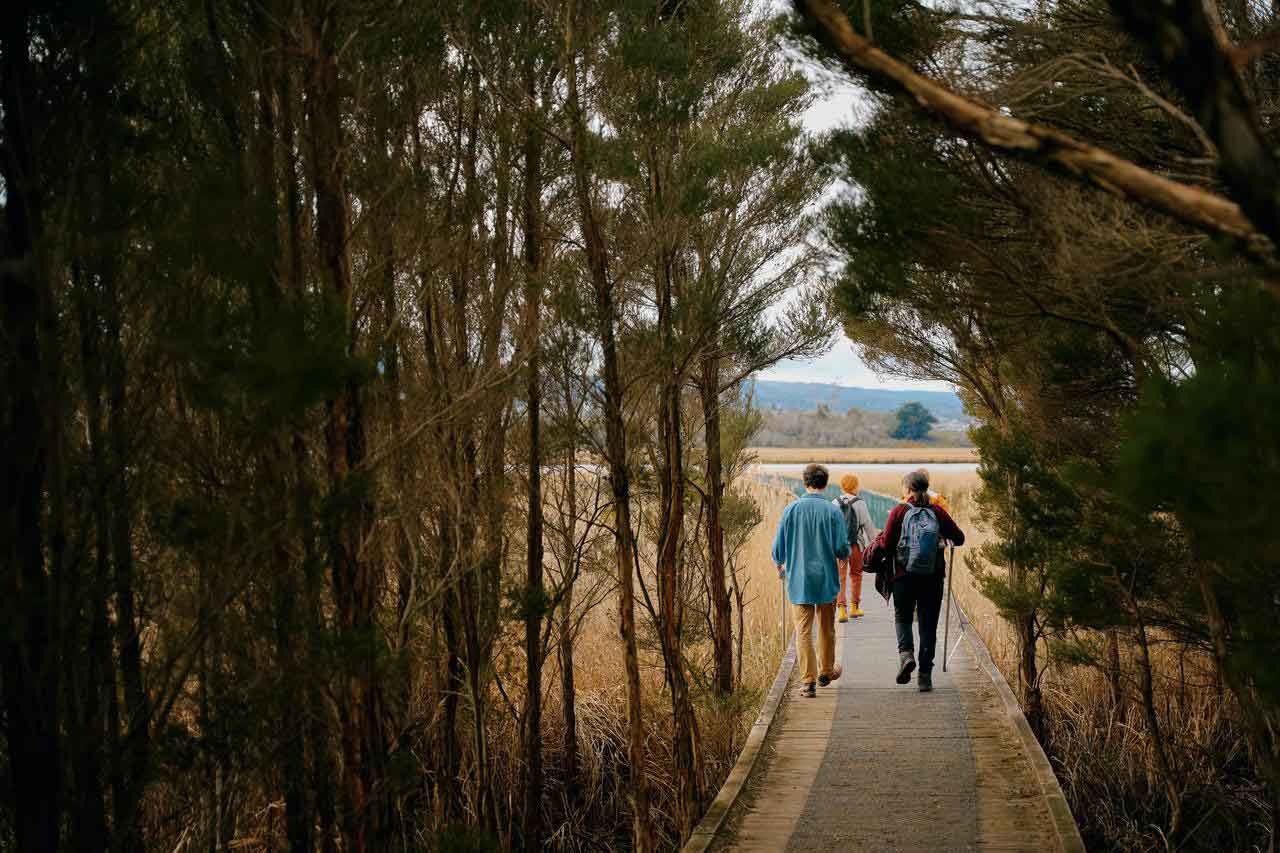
[772,463,851,698]
[881,470,965,692]
[833,473,877,622]
[901,467,951,513]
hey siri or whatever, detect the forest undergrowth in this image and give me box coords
[129,477,795,852]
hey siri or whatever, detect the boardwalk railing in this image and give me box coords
[769,477,896,527]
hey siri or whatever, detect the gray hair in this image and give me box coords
[903,470,929,501]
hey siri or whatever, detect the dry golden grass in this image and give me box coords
[561,480,792,697]
[749,446,978,464]
[527,474,797,849]
[521,461,1271,850]
[733,478,795,679]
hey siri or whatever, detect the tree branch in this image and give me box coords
[793,0,1280,283]
[1228,26,1280,70]
[1110,0,1280,255]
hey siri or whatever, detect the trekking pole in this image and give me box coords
[942,543,954,672]
[780,573,787,653]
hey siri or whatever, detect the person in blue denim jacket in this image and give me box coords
[772,464,851,697]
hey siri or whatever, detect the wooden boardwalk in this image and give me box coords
[701,594,1084,852]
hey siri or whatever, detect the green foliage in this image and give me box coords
[789,0,951,93]
[1117,290,1280,705]
[172,295,373,423]
[801,0,1280,845]
[889,401,937,440]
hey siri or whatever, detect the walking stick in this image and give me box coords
[780,572,787,653]
[942,543,954,672]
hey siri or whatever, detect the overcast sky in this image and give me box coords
[760,343,958,391]
[758,40,958,394]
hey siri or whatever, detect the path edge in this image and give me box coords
[957,602,1087,853]
[680,639,797,853]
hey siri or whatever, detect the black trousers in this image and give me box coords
[893,571,945,673]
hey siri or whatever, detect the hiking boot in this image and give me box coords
[896,651,917,685]
[798,682,816,699]
[918,671,933,692]
[837,605,849,623]
[850,602,864,618]
[818,664,843,687]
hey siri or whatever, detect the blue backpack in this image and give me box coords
[897,505,941,574]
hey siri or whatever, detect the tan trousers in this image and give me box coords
[794,601,837,685]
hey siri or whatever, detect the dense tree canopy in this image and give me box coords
[794,0,1280,848]
[889,402,937,441]
[0,1,831,850]
[6,0,1280,849]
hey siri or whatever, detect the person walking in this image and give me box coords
[881,470,965,692]
[833,473,877,621]
[901,467,950,513]
[772,463,851,698]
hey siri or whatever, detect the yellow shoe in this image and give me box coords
[838,605,849,623]
[850,603,865,618]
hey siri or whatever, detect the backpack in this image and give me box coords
[838,496,865,549]
[896,504,941,574]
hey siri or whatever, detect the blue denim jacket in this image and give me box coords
[771,493,851,605]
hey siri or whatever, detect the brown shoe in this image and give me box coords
[798,682,816,698]
[818,664,843,687]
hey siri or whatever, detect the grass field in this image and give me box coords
[749,446,979,464]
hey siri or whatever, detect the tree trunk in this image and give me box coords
[1131,602,1181,838]
[303,4,384,848]
[701,355,734,696]
[656,248,701,840]
[1004,471,1044,739]
[281,43,334,844]
[1106,627,1124,711]
[731,556,747,686]
[1016,611,1043,740]
[521,31,548,848]
[275,556,311,853]
[72,275,112,853]
[0,9,61,850]
[440,591,465,821]
[565,21,653,850]
[558,580,581,805]
[558,421,582,806]
[254,27,315,848]
[108,300,147,853]
[298,431,339,853]
[271,438,309,853]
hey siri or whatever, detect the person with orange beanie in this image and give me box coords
[833,473,877,621]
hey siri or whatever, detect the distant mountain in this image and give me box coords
[750,380,967,421]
